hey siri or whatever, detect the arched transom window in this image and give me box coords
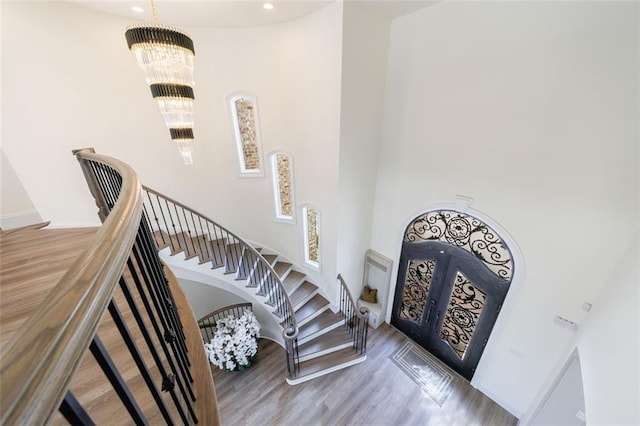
[404,210,513,281]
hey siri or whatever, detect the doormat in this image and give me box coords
[390,340,456,406]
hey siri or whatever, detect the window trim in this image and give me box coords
[301,204,321,269]
[228,92,264,177]
[270,151,296,223]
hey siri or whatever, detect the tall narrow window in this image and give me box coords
[302,206,320,268]
[229,93,263,176]
[270,152,295,222]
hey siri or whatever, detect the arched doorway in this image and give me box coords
[391,210,514,380]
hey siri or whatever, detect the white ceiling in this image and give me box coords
[67,0,433,29]
[68,0,335,28]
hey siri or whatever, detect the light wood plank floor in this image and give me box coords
[1,227,218,425]
[2,227,516,425]
[212,324,518,426]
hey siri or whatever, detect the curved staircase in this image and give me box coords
[144,187,368,384]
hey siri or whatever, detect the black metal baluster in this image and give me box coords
[144,191,166,247]
[118,274,191,424]
[59,391,95,426]
[172,203,189,251]
[107,299,175,425]
[134,221,194,382]
[193,214,209,261]
[90,335,147,425]
[163,199,179,252]
[130,221,193,380]
[125,256,196,421]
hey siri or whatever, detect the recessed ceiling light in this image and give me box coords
[131,6,144,13]
[263,3,274,10]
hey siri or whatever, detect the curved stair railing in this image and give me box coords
[198,303,253,342]
[141,186,300,378]
[337,274,370,355]
[0,148,218,424]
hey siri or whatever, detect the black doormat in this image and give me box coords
[390,340,456,406]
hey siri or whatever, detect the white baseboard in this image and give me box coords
[0,210,42,230]
[474,382,523,420]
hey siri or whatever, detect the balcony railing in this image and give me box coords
[0,148,219,424]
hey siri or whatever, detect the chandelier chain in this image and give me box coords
[150,0,159,24]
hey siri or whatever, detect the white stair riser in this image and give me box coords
[298,321,343,345]
[298,342,354,362]
[285,355,367,385]
[293,289,319,311]
[297,304,330,327]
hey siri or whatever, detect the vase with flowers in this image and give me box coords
[204,310,261,372]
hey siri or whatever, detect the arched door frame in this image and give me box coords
[384,197,526,393]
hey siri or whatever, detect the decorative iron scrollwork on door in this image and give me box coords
[440,271,487,360]
[404,210,513,281]
[400,259,437,323]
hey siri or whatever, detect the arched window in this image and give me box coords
[270,151,295,222]
[229,93,263,176]
[302,205,320,268]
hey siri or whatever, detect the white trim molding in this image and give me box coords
[269,150,296,224]
[0,209,43,230]
[227,92,265,178]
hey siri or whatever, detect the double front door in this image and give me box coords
[391,241,509,380]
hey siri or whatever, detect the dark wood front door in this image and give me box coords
[391,240,509,380]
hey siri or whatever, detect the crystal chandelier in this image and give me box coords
[125,1,196,165]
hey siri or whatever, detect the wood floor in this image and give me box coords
[212,324,518,426]
[0,227,98,346]
[2,226,516,425]
[1,226,218,424]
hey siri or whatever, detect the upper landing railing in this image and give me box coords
[0,148,218,424]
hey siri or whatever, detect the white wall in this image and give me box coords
[179,278,248,320]
[1,147,43,228]
[576,235,639,425]
[336,3,391,295]
[373,1,638,417]
[1,1,343,296]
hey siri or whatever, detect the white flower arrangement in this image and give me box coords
[204,310,261,371]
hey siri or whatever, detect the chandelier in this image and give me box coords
[125,1,196,165]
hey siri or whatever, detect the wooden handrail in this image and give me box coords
[0,149,143,424]
[337,273,369,354]
[198,303,253,325]
[337,274,357,309]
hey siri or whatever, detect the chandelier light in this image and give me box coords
[125,1,196,165]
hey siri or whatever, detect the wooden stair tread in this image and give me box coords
[298,310,343,341]
[272,261,292,277]
[297,327,353,358]
[289,282,317,308]
[295,348,365,378]
[152,230,171,250]
[282,271,306,293]
[295,294,329,324]
[169,231,207,260]
[262,254,277,265]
